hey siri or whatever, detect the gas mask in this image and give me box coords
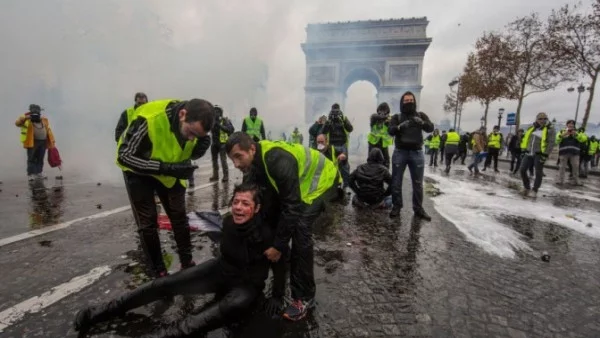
[30,112,41,123]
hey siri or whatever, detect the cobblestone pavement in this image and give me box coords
[1,162,600,337]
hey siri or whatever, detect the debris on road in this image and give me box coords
[541,251,550,262]
[38,240,52,247]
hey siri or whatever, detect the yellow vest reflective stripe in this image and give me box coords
[219,129,229,144]
[429,135,440,149]
[521,126,548,154]
[445,132,460,146]
[244,117,263,140]
[260,140,338,204]
[367,124,393,147]
[116,99,196,188]
[488,133,502,148]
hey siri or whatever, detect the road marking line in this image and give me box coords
[0,265,111,332]
[0,181,221,248]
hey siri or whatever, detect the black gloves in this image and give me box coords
[159,161,198,179]
[412,116,424,125]
[262,296,284,318]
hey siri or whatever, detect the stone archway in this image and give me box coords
[301,18,432,123]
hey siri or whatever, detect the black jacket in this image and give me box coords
[211,116,235,147]
[114,103,143,142]
[245,143,304,252]
[388,92,434,150]
[219,214,273,289]
[117,100,211,175]
[320,116,353,147]
[309,122,324,148]
[459,134,469,152]
[349,148,391,205]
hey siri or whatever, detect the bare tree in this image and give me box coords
[547,2,600,128]
[504,13,571,127]
[460,32,514,129]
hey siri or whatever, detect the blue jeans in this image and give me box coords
[391,149,425,211]
[333,145,350,188]
[27,139,47,175]
[468,153,483,172]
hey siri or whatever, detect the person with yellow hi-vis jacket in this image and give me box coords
[483,125,503,172]
[520,112,556,198]
[443,128,460,174]
[427,129,441,167]
[116,98,214,278]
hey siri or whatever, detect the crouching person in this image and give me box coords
[74,183,272,338]
[349,148,392,209]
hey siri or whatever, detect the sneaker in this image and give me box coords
[520,188,530,197]
[494,169,500,173]
[283,298,316,321]
[414,209,432,221]
[389,206,401,218]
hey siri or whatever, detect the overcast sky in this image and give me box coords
[0,0,598,181]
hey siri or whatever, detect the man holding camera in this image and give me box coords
[556,119,585,186]
[209,105,234,182]
[368,102,393,168]
[15,104,56,180]
[320,103,353,189]
[520,112,556,198]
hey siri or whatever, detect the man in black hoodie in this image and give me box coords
[349,148,392,209]
[387,92,434,220]
[74,183,273,338]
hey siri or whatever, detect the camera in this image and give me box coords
[29,112,41,123]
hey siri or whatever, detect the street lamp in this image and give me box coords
[567,84,588,125]
[480,116,485,127]
[449,79,460,130]
[497,108,504,129]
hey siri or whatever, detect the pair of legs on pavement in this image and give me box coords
[483,147,500,172]
[210,144,229,182]
[390,149,431,221]
[27,139,47,180]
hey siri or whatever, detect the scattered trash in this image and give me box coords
[97,182,101,186]
[39,240,52,247]
[104,289,110,294]
[541,251,550,262]
[96,204,102,209]
[587,223,593,228]
[424,182,442,197]
[15,194,18,197]
[346,242,352,247]
[120,255,127,259]
[486,192,496,196]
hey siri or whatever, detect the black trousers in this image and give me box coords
[211,144,229,177]
[445,152,456,168]
[429,149,438,166]
[123,172,193,276]
[484,147,500,169]
[109,259,258,335]
[510,149,522,173]
[27,139,47,175]
[454,149,467,164]
[368,143,390,168]
[289,185,338,301]
[521,154,544,192]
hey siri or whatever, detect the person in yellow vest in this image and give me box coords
[114,92,148,142]
[578,127,591,178]
[427,129,441,167]
[443,128,460,174]
[368,102,393,168]
[290,127,304,145]
[241,107,266,142]
[321,103,353,189]
[520,112,556,198]
[555,119,584,186]
[116,99,214,278]
[209,105,234,183]
[589,135,599,168]
[225,131,339,322]
[15,104,56,181]
[483,125,503,172]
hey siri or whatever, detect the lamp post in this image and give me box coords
[568,84,587,125]
[497,108,504,129]
[449,79,460,130]
[480,116,485,127]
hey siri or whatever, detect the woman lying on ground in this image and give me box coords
[74,182,273,338]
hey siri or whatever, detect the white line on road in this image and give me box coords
[0,181,222,248]
[0,265,111,332]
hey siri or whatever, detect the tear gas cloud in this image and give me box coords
[0,0,595,182]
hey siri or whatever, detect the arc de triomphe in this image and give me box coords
[301,18,432,124]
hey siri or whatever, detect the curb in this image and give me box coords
[498,158,599,177]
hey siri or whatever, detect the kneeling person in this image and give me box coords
[349,148,392,209]
[74,183,272,337]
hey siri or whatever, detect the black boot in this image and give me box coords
[414,208,432,221]
[73,300,124,333]
[140,302,225,338]
[221,173,229,182]
[209,169,218,182]
[389,206,401,218]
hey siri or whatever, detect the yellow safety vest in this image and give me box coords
[290,132,302,144]
[116,99,196,188]
[429,135,441,149]
[589,140,599,155]
[260,140,338,204]
[445,132,460,146]
[488,133,502,149]
[521,126,548,154]
[367,123,393,147]
[219,119,230,144]
[244,117,263,140]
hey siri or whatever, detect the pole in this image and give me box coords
[457,110,462,132]
[453,82,460,130]
[497,115,502,129]
[575,91,582,125]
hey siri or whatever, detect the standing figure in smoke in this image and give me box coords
[320,103,353,189]
[367,102,393,168]
[115,92,148,142]
[209,105,234,183]
[15,104,56,181]
[241,107,266,142]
